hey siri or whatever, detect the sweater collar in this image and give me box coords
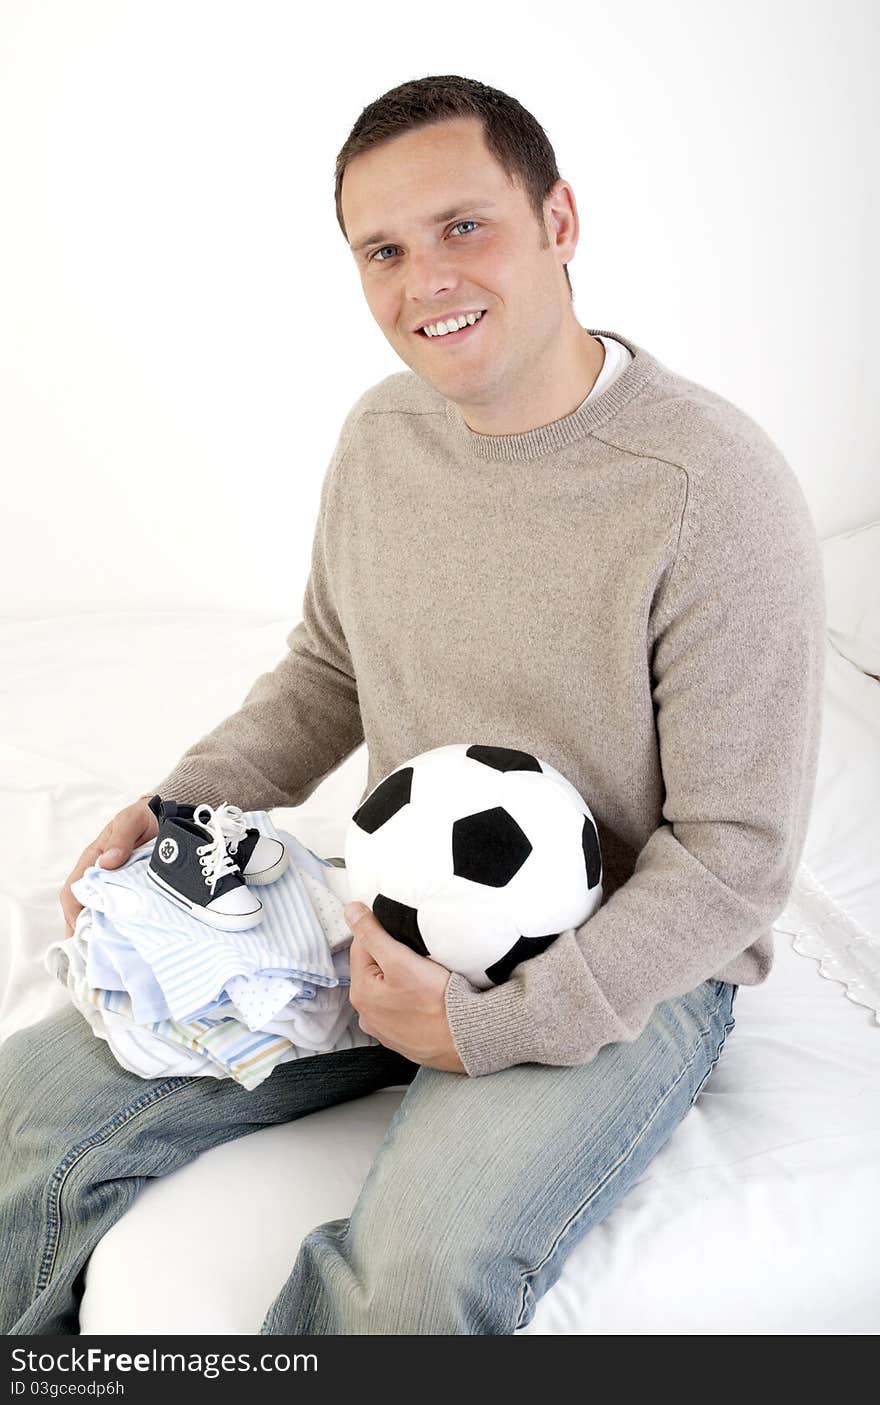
[443,328,663,463]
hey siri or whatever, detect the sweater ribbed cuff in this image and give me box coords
[145,761,232,810]
[443,970,539,1077]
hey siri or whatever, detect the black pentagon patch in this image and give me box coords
[352,767,413,834]
[372,893,429,958]
[582,814,602,888]
[466,744,542,774]
[452,806,532,887]
[485,931,560,985]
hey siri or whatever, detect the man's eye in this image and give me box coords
[368,221,479,264]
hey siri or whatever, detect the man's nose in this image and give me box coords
[403,248,459,304]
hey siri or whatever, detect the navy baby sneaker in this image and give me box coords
[146,796,264,930]
[157,799,289,886]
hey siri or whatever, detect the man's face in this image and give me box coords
[341,116,575,409]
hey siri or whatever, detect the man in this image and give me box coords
[0,74,825,1335]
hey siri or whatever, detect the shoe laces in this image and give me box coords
[192,802,246,894]
[200,800,249,854]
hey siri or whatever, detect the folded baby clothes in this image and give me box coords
[45,818,381,1089]
[80,905,321,1027]
[47,913,377,1089]
[68,812,343,1026]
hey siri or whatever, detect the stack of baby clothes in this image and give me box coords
[45,809,379,1089]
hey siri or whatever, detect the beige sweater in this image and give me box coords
[152,327,827,1077]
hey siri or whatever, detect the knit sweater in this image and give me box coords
[151,326,827,1077]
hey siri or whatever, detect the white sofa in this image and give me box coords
[2,521,878,1334]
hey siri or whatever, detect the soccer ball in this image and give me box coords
[344,743,603,989]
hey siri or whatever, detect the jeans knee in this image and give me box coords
[0,1009,124,1174]
[0,1021,49,1144]
[346,1211,514,1333]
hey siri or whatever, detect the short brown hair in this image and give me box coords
[335,74,573,299]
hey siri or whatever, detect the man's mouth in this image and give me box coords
[415,309,487,343]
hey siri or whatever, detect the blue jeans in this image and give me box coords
[0,978,737,1335]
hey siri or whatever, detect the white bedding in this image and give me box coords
[1,597,878,1335]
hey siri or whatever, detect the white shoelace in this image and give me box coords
[192,802,248,894]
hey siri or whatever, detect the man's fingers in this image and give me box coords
[60,839,103,931]
[349,932,389,1005]
[58,799,158,938]
[348,913,411,975]
[94,823,137,869]
[348,929,376,974]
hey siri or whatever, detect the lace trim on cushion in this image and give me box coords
[774,862,880,1022]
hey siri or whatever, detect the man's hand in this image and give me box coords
[60,794,158,937]
[344,902,467,1073]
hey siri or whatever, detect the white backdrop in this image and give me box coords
[1,0,877,617]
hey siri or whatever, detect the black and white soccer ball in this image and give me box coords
[344,743,603,989]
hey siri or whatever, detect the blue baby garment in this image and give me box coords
[46,816,377,1088]
[69,812,340,1024]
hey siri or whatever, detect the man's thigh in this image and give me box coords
[344,977,737,1332]
[0,1004,418,1334]
[0,1003,419,1153]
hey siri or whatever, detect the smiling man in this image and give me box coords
[4,75,825,1339]
[343,113,606,436]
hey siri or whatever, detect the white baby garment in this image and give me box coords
[47,914,377,1087]
[68,813,342,1024]
[45,821,380,1089]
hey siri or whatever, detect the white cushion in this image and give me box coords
[821,518,880,678]
[77,924,880,1336]
[0,606,877,1335]
[773,643,880,1015]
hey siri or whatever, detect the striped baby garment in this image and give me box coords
[45,819,379,1089]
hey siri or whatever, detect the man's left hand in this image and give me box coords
[344,902,467,1073]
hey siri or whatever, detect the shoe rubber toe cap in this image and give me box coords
[207,887,263,917]
[243,836,288,878]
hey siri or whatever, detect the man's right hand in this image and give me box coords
[60,794,158,937]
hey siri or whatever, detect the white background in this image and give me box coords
[1,0,877,615]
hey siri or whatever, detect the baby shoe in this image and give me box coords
[146,796,264,930]
[156,799,289,886]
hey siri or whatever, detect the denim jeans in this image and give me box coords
[0,977,737,1335]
